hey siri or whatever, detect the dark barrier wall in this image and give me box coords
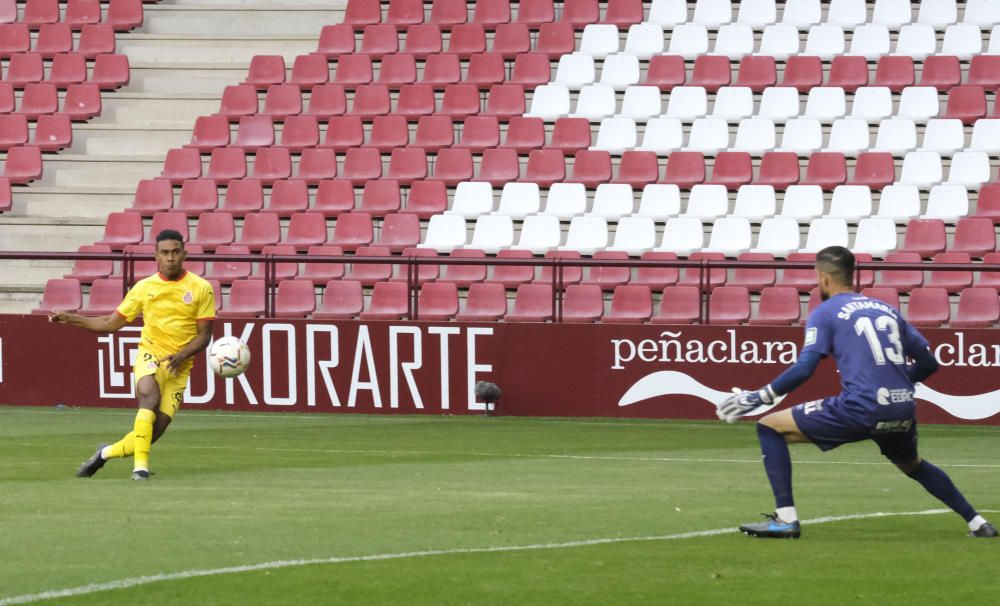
[1,315,998,424]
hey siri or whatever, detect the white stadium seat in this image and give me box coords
[804,87,846,122]
[899,151,943,188]
[554,53,596,89]
[656,217,705,256]
[593,117,637,154]
[848,24,891,59]
[923,184,970,222]
[873,118,918,155]
[648,0,687,28]
[609,216,657,256]
[570,84,616,121]
[692,0,733,28]
[579,24,620,59]
[964,0,1000,27]
[780,185,825,221]
[777,118,823,154]
[512,215,561,253]
[849,87,893,123]
[875,185,922,222]
[757,23,801,60]
[751,217,801,257]
[893,24,938,60]
[635,184,683,220]
[495,182,540,219]
[737,0,777,29]
[829,185,873,221]
[665,86,709,121]
[448,181,494,218]
[469,215,514,254]
[711,86,754,121]
[422,214,467,252]
[732,118,777,154]
[872,0,914,29]
[827,0,867,30]
[637,117,685,154]
[852,217,898,258]
[945,151,991,190]
[917,0,958,29]
[941,24,983,59]
[826,118,871,156]
[757,87,800,123]
[731,184,777,221]
[526,84,570,121]
[712,23,756,58]
[989,25,1000,54]
[682,184,730,220]
[588,184,635,220]
[781,0,822,28]
[540,183,587,220]
[685,117,730,154]
[668,24,710,59]
[703,217,752,257]
[560,216,609,255]
[896,87,941,123]
[599,53,641,90]
[804,24,846,60]
[624,23,665,59]
[801,218,849,253]
[968,119,1000,153]
[920,119,965,155]
[619,85,662,121]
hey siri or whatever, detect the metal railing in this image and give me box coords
[2,250,997,322]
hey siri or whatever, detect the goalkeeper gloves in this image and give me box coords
[716,385,778,424]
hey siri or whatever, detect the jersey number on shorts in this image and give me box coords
[854,316,904,366]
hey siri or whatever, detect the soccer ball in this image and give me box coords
[208,336,251,378]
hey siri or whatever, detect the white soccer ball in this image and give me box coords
[208,336,251,378]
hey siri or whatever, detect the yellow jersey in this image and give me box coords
[116,271,215,359]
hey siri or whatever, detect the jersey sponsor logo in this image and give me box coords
[183,291,193,304]
[876,387,914,405]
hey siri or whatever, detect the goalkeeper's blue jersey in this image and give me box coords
[800,292,930,418]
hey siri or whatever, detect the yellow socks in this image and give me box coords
[101,432,135,460]
[132,409,156,472]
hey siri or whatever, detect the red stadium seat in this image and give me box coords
[447,23,486,58]
[920,55,961,91]
[605,285,653,324]
[377,213,421,252]
[476,148,519,186]
[77,24,115,59]
[341,147,383,186]
[98,211,144,249]
[23,0,59,29]
[276,115,319,152]
[944,86,987,125]
[0,114,28,150]
[975,184,1000,223]
[439,248,487,288]
[0,0,13,24]
[417,281,459,321]
[403,180,448,218]
[359,24,399,58]
[690,56,731,93]
[782,55,823,92]
[906,287,950,328]
[402,24,442,59]
[880,252,924,292]
[537,250,583,285]
[801,152,847,191]
[334,54,375,88]
[708,286,750,325]
[316,23,355,59]
[927,252,974,293]
[220,179,264,216]
[261,84,303,119]
[145,211,189,244]
[456,282,507,321]
[288,54,328,90]
[873,56,914,93]
[633,251,680,290]
[861,287,900,309]
[218,84,258,121]
[951,287,1000,328]
[440,83,481,118]
[679,252,727,288]
[751,286,801,325]
[123,243,157,278]
[562,284,604,323]
[603,0,643,26]
[315,279,364,320]
[283,212,328,252]
[396,83,436,119]
[614,151,660,188]
[0,24,29,58]
[429,0,467,28]
[48,53,87,88]
[205,245,251,285]
[350,83,392,119]
[392,247,439,285]
[377,53,417,89]
[129,178,173,216]
[81,277,125,315]
[105,0,143,32]
[368,115,410,152]
[414,114,458,152]
[848,152,895,191]
[205,148,247,183]
[17,83,55,118]
[561,0,598,28]
[0,177,9,213]
[321,116,364,153]
[188,115,231,151]
[827,56,869,93]
[35,23,70,57]
[501,116,545,154]
[977,253,1000,290]
[536,21,575,58]
[7,52,43,87]
[344,0,381,29]
[34,278,82,314]
[91,54,130,90]
[65,244,114,283]
[331,211,374,251]
[506,283,554,322]
[515,0,554,26]
[644,54,686,90]
[300,245,346,285]
[273,279,316,319]
[901,219,947,258]
[493,23,531,59]
[346,245,393,286]
[311,179,356,217]
[466,52,506,88]
[244,55,285,89]
[968,56,1000,91]
[422,53,462,89]
[2,146,42,184]
[360,281,409,320]
[387,0,424,26]
[652,285,701,324]
[756,152,801,190]
[521,149,566,188]
[582,251,630,290]
[730,252,777,291]
[63,83,101,120]
[551,117,594,153]
[489,249,535,288]
[661,152,705,190]
[191,212,235,252]
[266,179,310,216]
[303,84,347,119]
[359,179,402,215]
[174,179,218,217]
[296,148,339,185]
[233,115,275,151]
[217,279,265,319]
[387,147,428,185]
[707,152,753,189]
[237,212,281,251]
[472,0,510,27]
[777,252,819,292]
[31,114,72,152]
[252,244,300,282]
[735,55,777,93]
[951,217,997,257]
[509,53,551,89]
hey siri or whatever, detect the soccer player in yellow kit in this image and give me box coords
[49,229,215,480]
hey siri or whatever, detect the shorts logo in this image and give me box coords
[183,291,193,304]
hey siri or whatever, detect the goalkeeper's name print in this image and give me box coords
[611,330,799,370]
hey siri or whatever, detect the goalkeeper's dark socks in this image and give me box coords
[907,460,978,523]
[758,423,795,513]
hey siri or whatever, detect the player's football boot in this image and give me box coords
[75,444,108,478]
[739,513,801,539]
[970,522,998,538]
[131,470,150,481]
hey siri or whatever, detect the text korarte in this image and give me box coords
[184,323,494,410]
[611,330,798,370]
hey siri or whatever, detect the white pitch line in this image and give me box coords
[0,509,973,606]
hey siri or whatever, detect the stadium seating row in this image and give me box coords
[0,52,129,89]
[0,23,117,59]
[0,0,144,32]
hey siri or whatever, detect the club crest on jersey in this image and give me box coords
[183,291,193,304]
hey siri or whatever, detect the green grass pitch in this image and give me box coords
[1,405,998,605]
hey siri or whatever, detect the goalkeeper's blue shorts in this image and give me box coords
[792,397,918,465]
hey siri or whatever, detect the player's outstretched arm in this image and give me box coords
[717,352,822,422]
[48,311,128,334]
[163,319,214,375]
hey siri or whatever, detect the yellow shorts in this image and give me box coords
[133,345,193,419]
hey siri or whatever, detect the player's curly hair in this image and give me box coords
[155,229,185,248]
[815,245,854,286]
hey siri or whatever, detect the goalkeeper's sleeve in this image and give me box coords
[907,347,939,384]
